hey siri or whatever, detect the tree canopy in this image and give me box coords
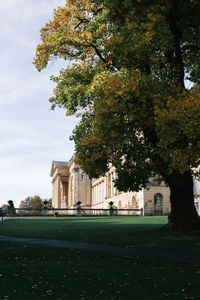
[34,0,200,229]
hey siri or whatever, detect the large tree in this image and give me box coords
[34,0,200,230]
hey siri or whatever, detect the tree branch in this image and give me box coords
[74,18,89,30]
[167,0,185,89]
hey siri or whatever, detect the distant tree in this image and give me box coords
[19,197,32,211]
[19,201,25,208]
[47,198,52,208]
[19,196,43,215]
[30,195,43,215]
[1,204,8,216]
[18,200,26,215]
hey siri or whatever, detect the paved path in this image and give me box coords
[0,235,199,263]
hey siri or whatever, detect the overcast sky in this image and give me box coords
[0,0,78,207]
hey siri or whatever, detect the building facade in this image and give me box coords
[50,157,91,209]
[51,156,195,216]
[90,165,171,215]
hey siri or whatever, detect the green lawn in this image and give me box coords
[1,217,200,299]
[0,241,200,300]
[1,216,200,253]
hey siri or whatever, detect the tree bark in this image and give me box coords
[165,171,200,230]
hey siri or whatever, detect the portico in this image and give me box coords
[50,158,92,209]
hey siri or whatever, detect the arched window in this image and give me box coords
[154,193,163,207]
[153,193,163,216]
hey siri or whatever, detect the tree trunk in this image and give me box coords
[165,171,200,230]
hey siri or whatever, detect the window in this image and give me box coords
[154,193,163,207]
[195,202,199,213]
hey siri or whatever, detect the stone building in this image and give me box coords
[50,156,177,215]
[50,156,91,209]
[91,165,171,215]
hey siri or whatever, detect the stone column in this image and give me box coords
[98,182,100,203]
[96,183,99,204]
[92,186,94,206]
[60,181,64,208]
[73,167,79,205]
[104,179,106,200]
[105,176,108,199]
[65,182,69,207]
[101,181,103,202]
[93,185,95,205]
[57,173,61,208]
[61,182,68,208]
[95,185,97,205]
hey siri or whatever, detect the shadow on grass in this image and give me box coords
[1,241,200,300]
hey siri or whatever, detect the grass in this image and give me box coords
[0,216,200,253]
[0,241,200,300]
[1,217,200,299]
